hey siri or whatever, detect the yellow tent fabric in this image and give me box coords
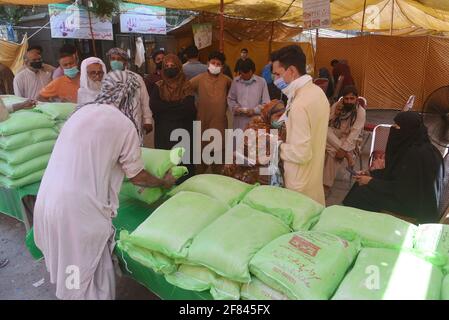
[0,34,28,75]
[2,0,449,33]
[315,35,449,110]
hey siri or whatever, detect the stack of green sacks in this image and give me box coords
[119,147,188,205]
[34,102,76,133]
[0,95,27,108]
[119,176,335,300]
[0,110,57,188]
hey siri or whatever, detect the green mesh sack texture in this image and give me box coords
[442,275,449,300]
[0,154,50,179]
[119,166,188,205]
[241,277,289,300]
[117,232,175,275]
[0,140,55,165]
[0,110,55,136]
[0,169,45,188]
[0,95,27,108]
[187,204,290,283]
[123,191,229,260]
[413,224,449,271]
[249,231,360,300]
[34,102,76,120]
[241,185,324,230]
[141,147,185,179]
[165,264,240,300]
[168,174,255,207]
[312,205,417,250]
[0,128,58,150]
[332,247,443,300]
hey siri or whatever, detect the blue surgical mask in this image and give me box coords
[64,66,79,79]
[274,77,289,91]
[110,60,124,71]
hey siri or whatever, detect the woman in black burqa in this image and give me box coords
[343,111,444,223]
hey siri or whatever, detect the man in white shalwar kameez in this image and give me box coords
[34,71,176,300]
[271,45,330,205]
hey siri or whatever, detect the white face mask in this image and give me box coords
[208,64,221,75]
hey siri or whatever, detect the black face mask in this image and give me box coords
[156,61,163,70]
[343,103,356,112]
[30,61,43,69]
[164,67,179,79]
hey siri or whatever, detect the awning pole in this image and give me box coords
[268,21,275,58]
[219,0,224,52]
[390,0,395,36]
[361,0,367,35]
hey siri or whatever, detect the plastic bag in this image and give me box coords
[0,153,50,179]
[0,140,55,165]
[413,224,449,271]
[332,248,443,300]
[0,110,55,136]
[187,204,290,283]
[34,102,76,120]
[141,147,185,178]
[241,185,323,230]
[312,205,417,250]
[241,278,289,300]
[0,169,45,188]
[249,231,360,300]
[0,128,58,150]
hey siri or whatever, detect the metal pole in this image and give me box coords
[390,0,395,36]
[87,9,97,57]
[219,0,224,52]
[361,0,367,35]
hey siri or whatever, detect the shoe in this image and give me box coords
[0,258,9,268]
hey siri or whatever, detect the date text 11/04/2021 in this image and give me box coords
[178,304,271,317]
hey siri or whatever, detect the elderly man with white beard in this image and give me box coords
[77,57,107,105]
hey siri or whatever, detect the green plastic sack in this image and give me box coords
[0,169,45,188]
[0,95,27,108]
[117,233,175,275]
[25,228,43,260]
[332,248,443,300]
[168,174,255,207]
[119,166,188,205]
[34,102,75,120]
[0,154,50,179]
[187,204,290,283]
[0,110,55,136]
[241,185,324,230]
[141,147,185,178]
[165,264,240,300]
[123,191,229,259]
[0,140,55,165]
[442,275,449,300]
[55,120,65,133]
[249,231,360,300]
[312,205,417,250]
[241,278,289,300]
[413,224,449,271]
[0,128,58,150]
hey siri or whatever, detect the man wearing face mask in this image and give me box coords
[271,45,329,205]
[107,47,153,137]
[323,85,366,193]
[190,51,233,174]
[145,49,165,96]
[227,58,270,130]
[14,46,55,99]
[38,49,80,103]
[183,45,207,80]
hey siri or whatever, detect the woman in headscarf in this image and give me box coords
[34,70,177,300]
[77,57,106,105]
[343,111,444,223]
[150,54,196,180]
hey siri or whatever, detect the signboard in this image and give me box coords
[303,0,331,29]
[119,3,166,34]
[48,4,113,40]
[192,23,212,50]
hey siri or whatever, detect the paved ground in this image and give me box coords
[0,110,397,300]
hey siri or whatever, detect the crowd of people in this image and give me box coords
[0,42,445,299]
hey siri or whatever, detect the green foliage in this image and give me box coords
[89,0,121,18]
[0,5,30,25]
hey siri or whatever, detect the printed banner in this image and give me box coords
[303,0,331,29]
[192,23,212,50]
[119,3,166,34]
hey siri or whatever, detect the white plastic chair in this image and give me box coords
[369,124,392,167]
